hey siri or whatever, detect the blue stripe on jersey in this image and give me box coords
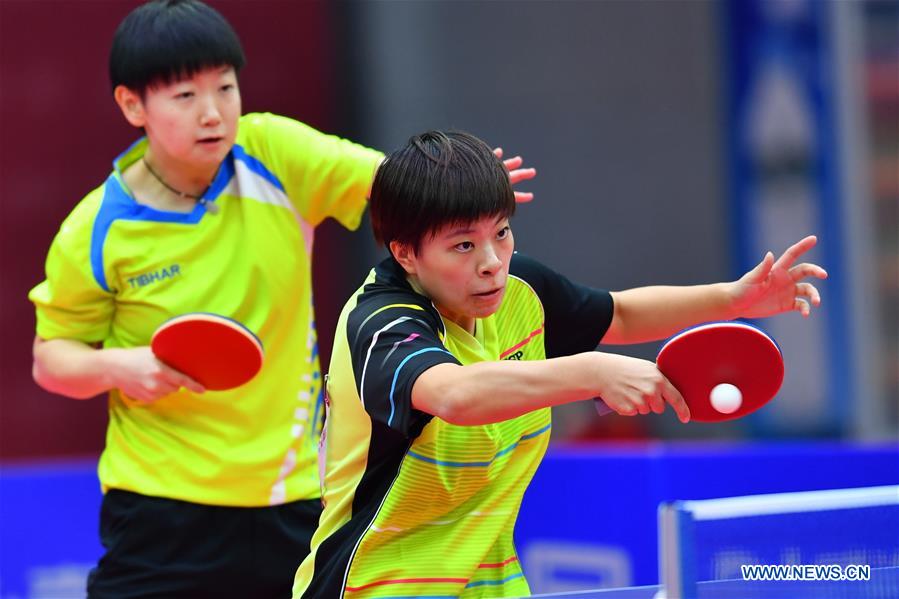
[311,385,325,446]
[90,143,282,291]
[90,175,206,291]
[406,422,552,468]
[387,347,453,427]
[203,152,236,201]
[519,422,553,442]
[465,573,525,588]
[231,144,285,193]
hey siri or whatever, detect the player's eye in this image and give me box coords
[497,226,511,240]
[455,241,474,252]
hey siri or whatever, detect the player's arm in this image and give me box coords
[245,115,534,225]
[604,283,734,345]
[411,351,689,426]
[418,254,691,424]
[32,336,203,402]
[603,235,827,345]
[29,200,201,402]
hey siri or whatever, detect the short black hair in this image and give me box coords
[109,0,246,95]
[371,131,515,255]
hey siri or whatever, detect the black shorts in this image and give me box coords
[87,489,323,599]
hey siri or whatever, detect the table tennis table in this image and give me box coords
[534,485,899,599]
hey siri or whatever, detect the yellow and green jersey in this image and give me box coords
[294,254,614,598]
[28,112,382,507]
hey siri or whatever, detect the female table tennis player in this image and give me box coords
[27,2,534,596]
[294,130,826,598]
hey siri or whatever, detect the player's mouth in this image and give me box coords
[473,287,503,300]
[197,136,225,146]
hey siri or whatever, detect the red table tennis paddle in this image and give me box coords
[150,313,264,391]
[594,321,783,422]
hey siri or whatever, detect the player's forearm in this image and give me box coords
[412,353,601,426]
[604,283,736,344]
[32,338,118,399]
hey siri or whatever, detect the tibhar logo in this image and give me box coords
[128,264,181,288]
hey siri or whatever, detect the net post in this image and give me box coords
[659,501,698,599]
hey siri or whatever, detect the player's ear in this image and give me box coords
[390,241,417,275]
[114,85,146,128]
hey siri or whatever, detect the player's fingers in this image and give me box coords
[745,251,774,284]
[796,282,821,306]
[513,191,534,203]
[773,235,817,270]
[647,391,666,414]
[503,155,523,170]
[612,400,638,417]
[493,147,504,159]
[790,262,828,281]
[129,389,154,403]
[180,375,206,394]
[633,396,651,416]
[662,379,691,423]
[160,364,205,394]
[508,166,536,185]
[136,381,178,403]
[794,297,811,317]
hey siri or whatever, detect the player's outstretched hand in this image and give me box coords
[592,353,690,423]
[494,147,536,203]
[730,235,828,319]
[107,346,205,403]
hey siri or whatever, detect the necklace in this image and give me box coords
[142,157,218,214]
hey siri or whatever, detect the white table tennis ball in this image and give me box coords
[710,383,743,414]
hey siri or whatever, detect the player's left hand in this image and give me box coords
[494,147,536,203]
[730,235,828,319]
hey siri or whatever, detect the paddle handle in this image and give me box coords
[593,398,613,416]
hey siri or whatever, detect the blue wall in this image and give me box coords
[2,442,897,597]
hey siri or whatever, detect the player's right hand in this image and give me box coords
[591,352,690,423]
[106,347,205,403]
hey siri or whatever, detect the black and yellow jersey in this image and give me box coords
[294,253,613,598]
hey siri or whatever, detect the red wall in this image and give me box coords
[0,1,339,460]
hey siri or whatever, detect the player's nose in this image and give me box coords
[479,245,502,276]
[199,96,222,127]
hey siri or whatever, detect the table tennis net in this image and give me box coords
[660,485,899,598]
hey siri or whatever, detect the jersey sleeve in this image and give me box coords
[347,298,461,437]
[239,112,383,230]
[28,195,115,343]
[509,253,614,358]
